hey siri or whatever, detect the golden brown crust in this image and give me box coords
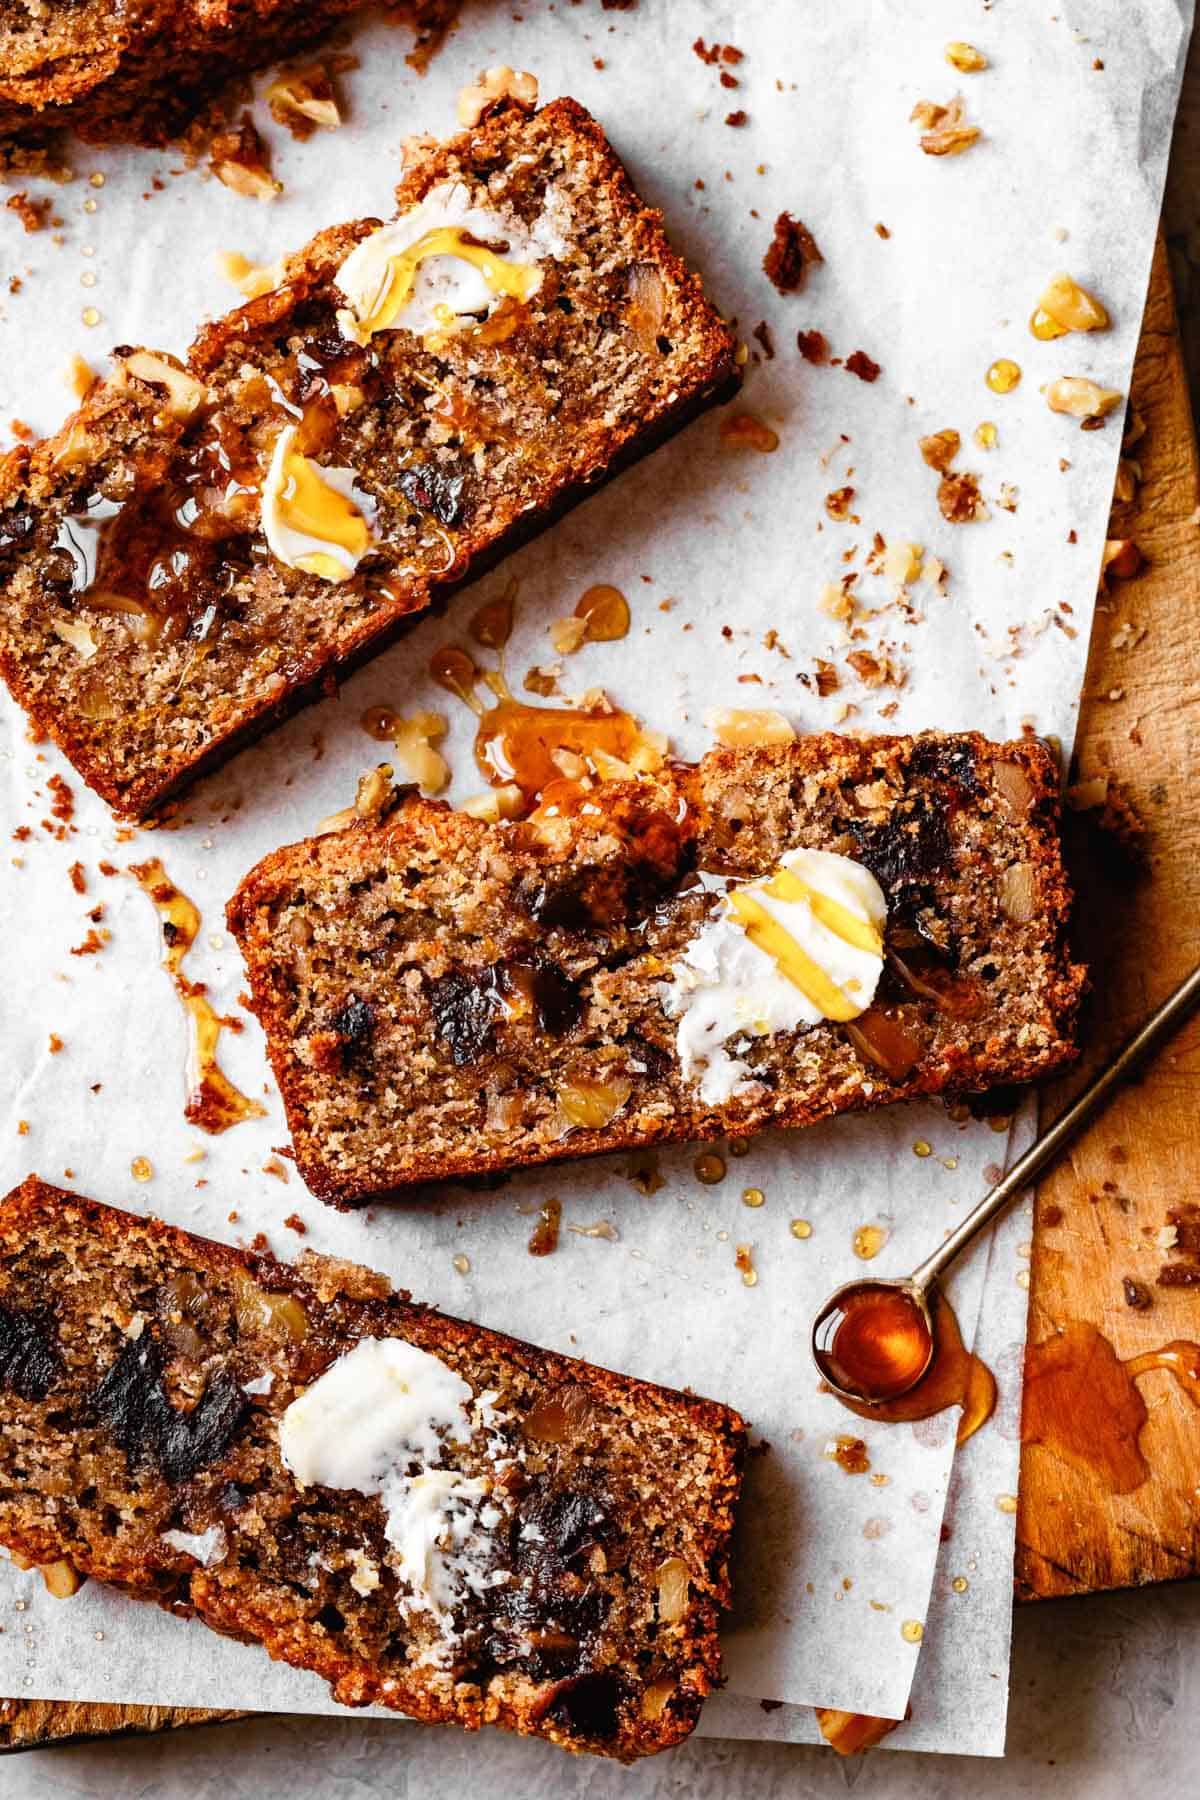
[0,1175,747,1760]
[227,731,1086,1206]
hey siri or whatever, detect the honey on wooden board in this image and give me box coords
[1022,1321,1200,1494]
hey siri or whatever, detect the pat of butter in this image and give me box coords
[335,181,557,346]
[279,1336,473,1490]
[260,425,377,582]
[662,847,887,1105]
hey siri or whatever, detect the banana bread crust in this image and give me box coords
[226,730,1087,1206]
[0,97,739,818]
[0,1176,747,1760]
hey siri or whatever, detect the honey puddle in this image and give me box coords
[130,860,266,1134]
[824,1288,997,1448]
[430,644,661,809]
[1022,1321,1200,1494]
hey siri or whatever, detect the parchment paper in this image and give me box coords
[0,0,1190,1756]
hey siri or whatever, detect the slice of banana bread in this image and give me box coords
[227,730,1086,1207]
[0,1,447,146]
[0,95,738,818]
[0,1176,746,1759]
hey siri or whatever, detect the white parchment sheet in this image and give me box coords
[0,0,1191,1757]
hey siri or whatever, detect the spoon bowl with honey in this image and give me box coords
[813,960,1200,1408]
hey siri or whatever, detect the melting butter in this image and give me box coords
[261,425,377,581]
[335,181,561,347]
[662,848,887,1104]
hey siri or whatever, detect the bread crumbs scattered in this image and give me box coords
[16,1121,28,1137]
[68,861,86,894]
[845,350,881,383]
[725,110,749,127]
[6,192,50,233]
[263,1156,290,1182]
[763,213,823,294]
[249,1232,270,1253]
[69,927,108,956]
[283,1212,307,1235]
[796,329,829,363]
[48,1034,64,1054]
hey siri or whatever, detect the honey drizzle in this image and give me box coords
[429,645,656,807]
[824,1289,997,1447]
[130,859,266,1134]
[1022,1321,1200,1494]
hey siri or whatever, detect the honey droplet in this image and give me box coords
[469,576,517,650]
[130,1156,153,1182]
[89,171,105,188]
[974,421,997,450]
[790,1218,812,1239]
[741,1187,765,1208]
[951,1575,969,1594]
[853,1223,888,1260]
[527,1197,562,1257]
[900,1619,925,1644]
[1029,305,1067,341]
[83,198,98,214]
[451,1253,470,1275]
[1016,1268,1031,1289]
[360,704,399,742]
[81,307,101,327]
[430,645,484,714]
[574,583,630,643]
[694,1151,726,1185]
[913,1139,932,1159]
[735,1242,757,1286]
[988,1114,1012,1133]
[995,1493,1018,1514]
[80,270,97,289]
[727,1138,752,1158]
[986,358,1021,394]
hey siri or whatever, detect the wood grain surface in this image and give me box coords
[1,242,1195,1751]
[1015,237,1200,1599]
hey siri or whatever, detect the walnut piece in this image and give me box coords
[911,95,981,156]
[705,707,796,747]
[1045,376,1123,421]
[210,115,281,200]
[456,66,538,127]
[267,65,341,140]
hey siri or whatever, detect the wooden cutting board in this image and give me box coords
[1015,236,1200,1599]
[1,240,1195,1751]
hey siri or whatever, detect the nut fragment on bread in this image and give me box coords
[457,66,539,127]
[115,351,210,421]
[39,1557,85,1598]
[267,65,341,139]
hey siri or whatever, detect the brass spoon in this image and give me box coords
[812,960,1200,1405]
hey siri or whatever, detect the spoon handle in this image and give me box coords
[907,959,1200,1295]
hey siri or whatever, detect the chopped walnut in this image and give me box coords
[911,95,981,156]
[549,616,589,656]
[1046,376,1123,421]
[937,471,988,523]
[267,65,341,140]
[814,658,841,697]
[763,212,824,294]
[882,540,923,587]
[720,412,779,452]
[796,329,829,363]
[457,66,538,127]
[1100,539,1142,584]
[6,191,50,234]
[919,429,961,472]
[846,649,904,688]
[824,486,855,521]
[1031,271,1109,336]
[209,115,281,200]
[705,707,795,747]
[944,41,988,72]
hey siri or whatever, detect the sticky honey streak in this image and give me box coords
[131,860,265,1134]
